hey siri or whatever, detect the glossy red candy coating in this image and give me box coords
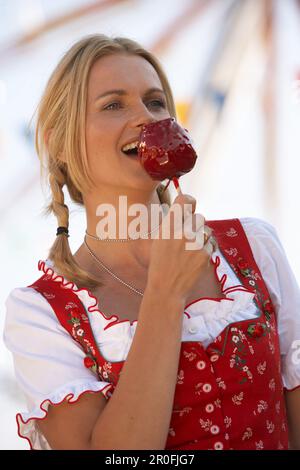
[138,117,197,181]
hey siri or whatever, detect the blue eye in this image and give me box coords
[104,102,121,110]
[104,99,166,111]
[149,99,166,109]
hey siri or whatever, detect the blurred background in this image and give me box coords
[0,0,299,449]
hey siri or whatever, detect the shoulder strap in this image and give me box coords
[28,274,111,386]
[207,218,275,318]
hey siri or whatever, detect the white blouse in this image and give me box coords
[3,217,300,450]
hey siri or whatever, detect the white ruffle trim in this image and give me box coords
[17,379,113,450]
[39,250,259,356]
[182,250,259,347]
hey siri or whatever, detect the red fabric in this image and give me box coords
[28,218,289,450]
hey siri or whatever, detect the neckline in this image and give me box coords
[39,251,254,327]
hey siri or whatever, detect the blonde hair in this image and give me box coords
[35,34,176,290]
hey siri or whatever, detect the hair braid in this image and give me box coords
[46,168,101,289]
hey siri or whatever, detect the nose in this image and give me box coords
[129,104,157,130]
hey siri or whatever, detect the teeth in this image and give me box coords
[122,141,139,152]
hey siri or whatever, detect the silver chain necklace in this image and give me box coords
[85,222,161,242]
[83,236,144,297]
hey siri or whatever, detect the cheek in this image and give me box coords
[85,118,120,181]
[86,118,115,160]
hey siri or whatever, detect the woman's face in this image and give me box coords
[85,53,171,192]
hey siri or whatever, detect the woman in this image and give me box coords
[3,34,300,450]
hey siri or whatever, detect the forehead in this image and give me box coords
[87,53,163,98]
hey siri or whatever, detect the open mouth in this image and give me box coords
[122,147,139,157]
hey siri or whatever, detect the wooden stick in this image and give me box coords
[172,177,182,195]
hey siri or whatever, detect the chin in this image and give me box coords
[121,162,152,182]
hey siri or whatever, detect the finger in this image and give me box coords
[203,239,214,257]
[206,234,217,254]
[172,194,197,219]
[183,213,205,240]
[203,226,212,244]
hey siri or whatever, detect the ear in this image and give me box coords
[44,129,52,149]
[44,129,66,163]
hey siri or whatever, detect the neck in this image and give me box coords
[74,184,166,279]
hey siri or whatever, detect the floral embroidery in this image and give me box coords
[183,350,197,362]
[102,362,113,380]
[235,257,271,312]
[242,427,253,440]
[247,321,270,339]
[226,228,238,237]
[257,361,267,375]
[257,400,268,413]
[224,416,232,428]
[224,247,238,257]
[269,378,276,391]
[216,378,226,390]
[262,300,273,321]
[202,383,212,393]
[87,344,97,357]
[66,308,109,381]
[42,291,55,299]
[177,370,184,384]
[282,422,287,432]
[196,360,206,370]
[65,302,79,310]
[237,258,251,276]
[195,382,204,396]
[173,407,192,417]
[268,340,275,354]
[248,323,264,338]
[232,392,244,405]
[84,355,96,370]
[255,440,264,450]
[85,356,100,376]
[236,258,262,281]
[266,420,275,434]
[67,309,81,328]
[229,329,254,384]
[199,419,213,432]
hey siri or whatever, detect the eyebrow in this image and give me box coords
[94,87,166,102]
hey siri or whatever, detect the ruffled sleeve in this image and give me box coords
[240,217,300,392]
[3,286,113,450]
